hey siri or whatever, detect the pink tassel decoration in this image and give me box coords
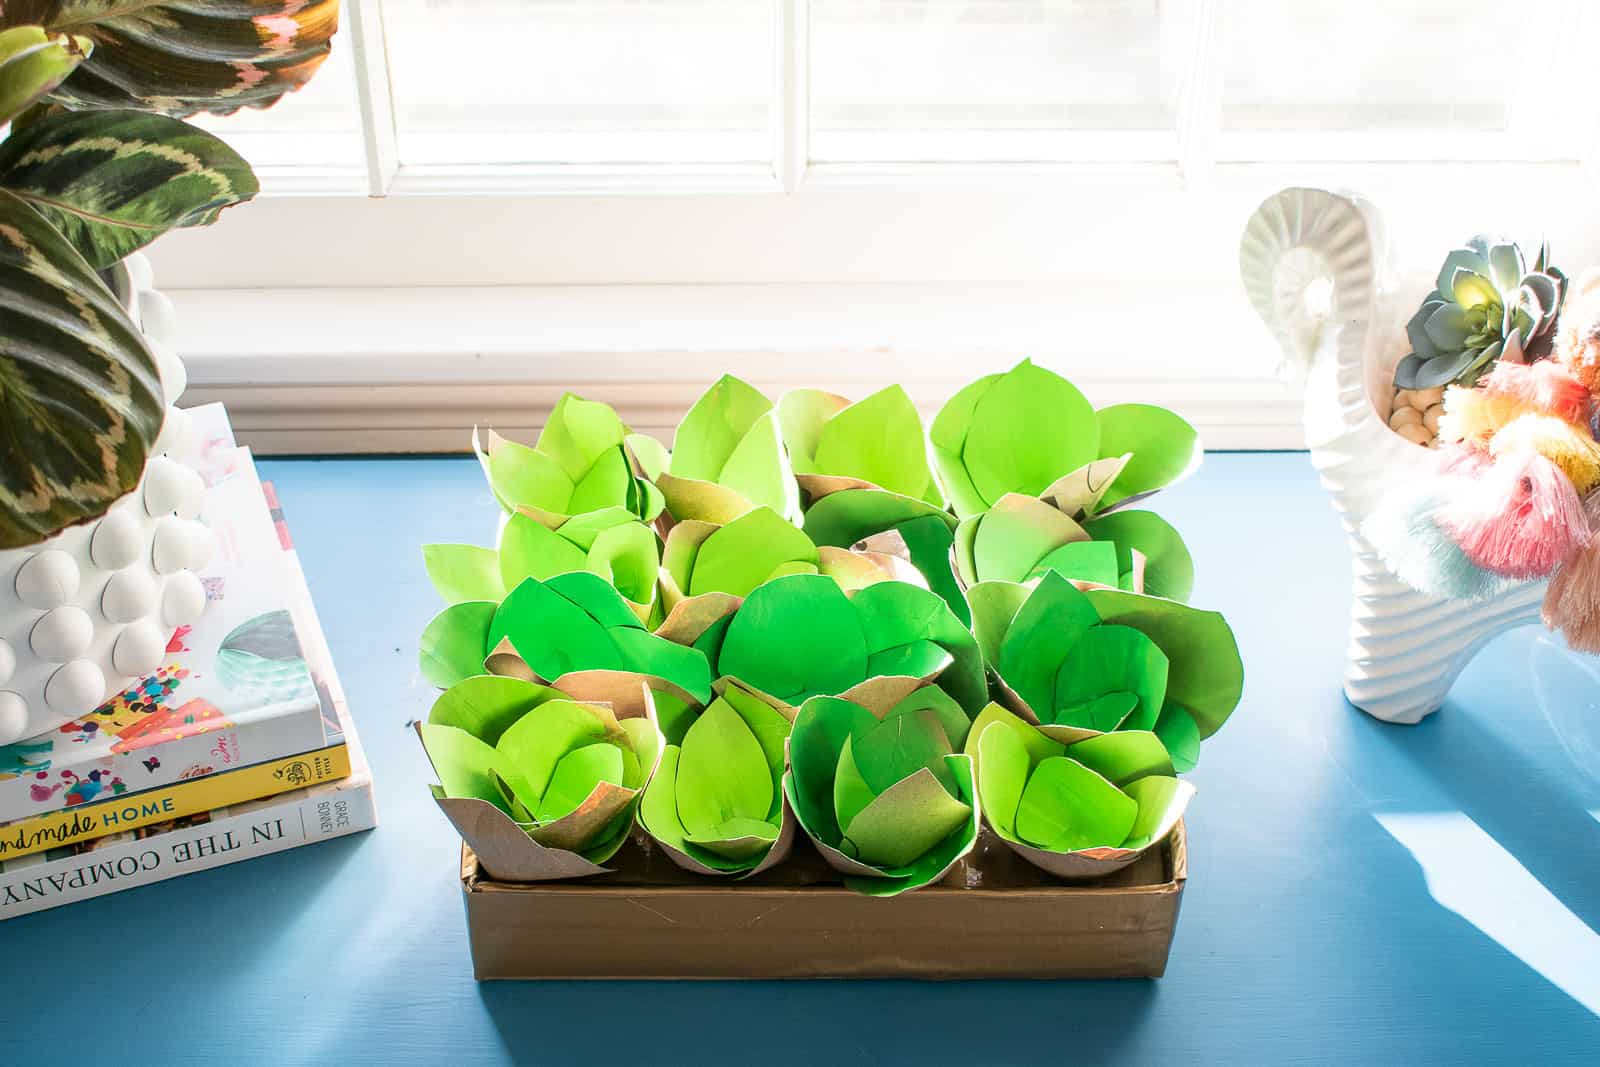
[1479,360,1593,427]
[1440,452,1591,580]
[1543,493,1600,654]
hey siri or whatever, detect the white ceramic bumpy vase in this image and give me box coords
[1239,187,1546,725]
[0,254,214,746]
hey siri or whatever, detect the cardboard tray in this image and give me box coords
[460,821,1187,980]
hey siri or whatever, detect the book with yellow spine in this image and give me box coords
[0,739,350,862]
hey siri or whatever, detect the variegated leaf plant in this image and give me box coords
[0,1,339,547]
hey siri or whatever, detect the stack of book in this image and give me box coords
[0,407,375,919]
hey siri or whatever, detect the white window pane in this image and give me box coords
[384,0,777,166]
[810,0,1190,164]
[187,23,365,175]
[1218,0,1573,160]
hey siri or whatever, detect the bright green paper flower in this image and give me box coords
[639,679,795,876]
[417,675,664,870]
[473,393,663,525]
[688,572,987,714]
[423,506,663,625]
[964,702,1192,880]
[779,385,943,506]
[967,571,1241,771]
[654,375,800,524]
[930,360,1200,519]
[784,690,979,895]
[952,492,1194,601]
[659,505,918,616]
[419,571,712,742]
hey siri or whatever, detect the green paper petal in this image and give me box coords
[422,543,506,605]
[961,360,1098,508]
[494,699,611,811]
[1094,403,1200,507]
[419,601,497,688]
[536,393,627,483]
[811,385,936,501]
[973,493,1088,583]
[1154,700,1202,772]
[975,719,1031,838]
[1082,510,1195,602]
[1029,540,1121,588]
[676,696,773,836]
[689,506,818,597]
[418,723,507,808]
[1013,756,1137,852]
[717,574,867,702]
[427,674,563,745]
[787,696,879,844]
[851,708,957,794]
[996,573,1100,717]
[1085,589,1244,738]
[499,512,587,589]
[1065,730,1174,786]
[832,735,879,837]
[487,435,574,514]
[1051,624,1169,733]
[1122,775,1193,849]
[535,743,625,823]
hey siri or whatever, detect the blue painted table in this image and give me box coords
[5,454,1598,1066]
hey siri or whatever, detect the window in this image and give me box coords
[151,1,1600,451]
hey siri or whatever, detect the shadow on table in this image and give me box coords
[478,976,1159,1064]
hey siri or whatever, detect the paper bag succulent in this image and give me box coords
[778,385,969,623]
[653,375,800,524]
[0,3,335,548]
[930,359,1201,520]
[419,572,712,743]
[688,572,987,715]
[952,491,1194,601]
[784,689,979,895]
[425,507,663,626]
[474,394,664,527]
[417,674,664,879]
[638,679,795,876]
[968,571,1242,772]
[964,702,1193,880]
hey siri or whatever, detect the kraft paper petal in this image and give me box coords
[1038,455,1134,518]
[528,778,637,852]
[428,674,565,745]
[655,471,759,525]
[432,791,613,882]
[484,635,538,682]
[840,766,972,869]
[419,600,497,688]
[423,543,506,604]
[795,472,883,499]
[1084,588,1244,739]
[1094,403,1202,509]
[1082,510,1195,602]
[654,591,742,646]
[552,670,674,722]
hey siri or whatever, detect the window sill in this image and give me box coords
[171,282,1302,453]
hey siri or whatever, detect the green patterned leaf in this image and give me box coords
[0,25,91,124]
[2,0,340,116]
[0,188,163,548]
[0,109,258,269]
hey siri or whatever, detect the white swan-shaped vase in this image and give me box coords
[1239,187,1544,725]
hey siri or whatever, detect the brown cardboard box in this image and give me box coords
[460,821,1187,980]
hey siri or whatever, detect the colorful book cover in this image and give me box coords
[0,429,331,825]
[0,496,374,918]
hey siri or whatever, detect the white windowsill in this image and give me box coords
[170,282,1303,454]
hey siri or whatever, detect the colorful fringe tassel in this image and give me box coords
[1361,479,1516,602]
[1543,493,1600,654]
[1479,360,1593,427]
[1439,452,1591,580]
[1489,413,1600,495]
